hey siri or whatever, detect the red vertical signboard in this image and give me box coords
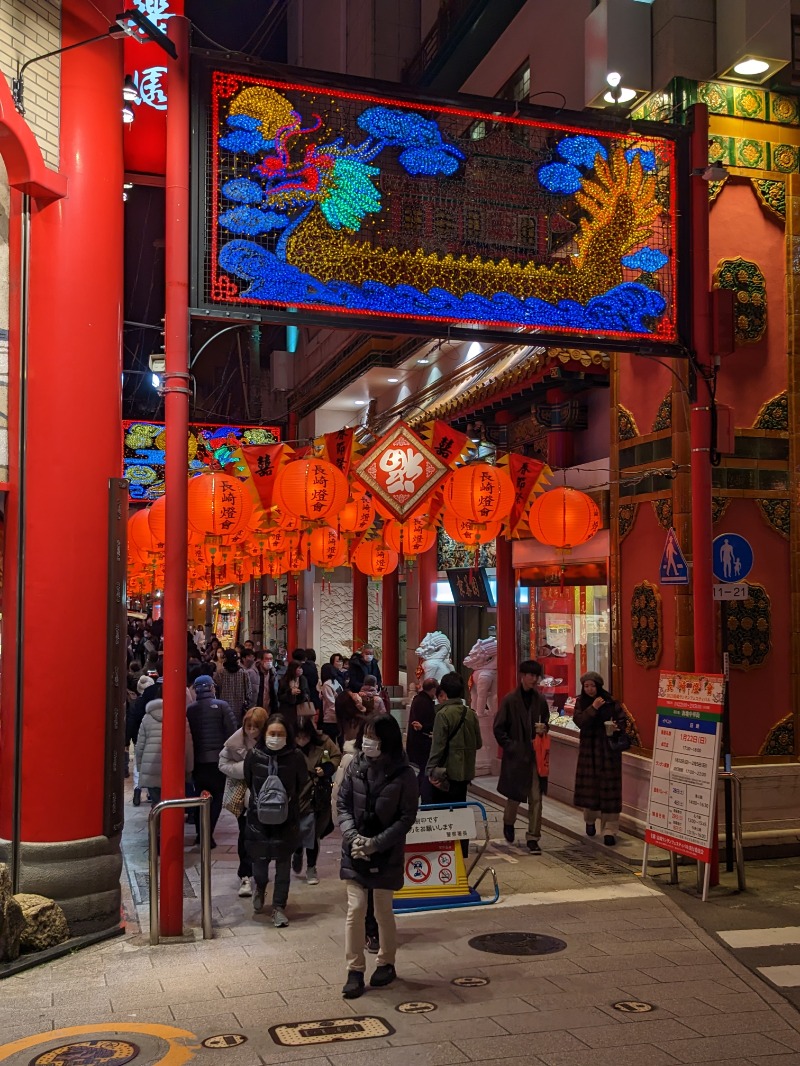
[123,0,185,177]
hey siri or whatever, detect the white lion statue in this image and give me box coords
[464,636,498,777]
[463,637,498,719]
[415,631,455,682]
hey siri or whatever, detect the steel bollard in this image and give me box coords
[147,792,213,945]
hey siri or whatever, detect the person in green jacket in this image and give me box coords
[425,672,482,849]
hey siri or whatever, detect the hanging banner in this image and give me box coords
[420,422,476,469]
[499,453,551,535]
[196,63,683,348]
[239,443,293,511]
[353,422,449,521]
[123,0,185,177]
[316,428,357,475]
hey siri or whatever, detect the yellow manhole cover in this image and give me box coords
[269,1017,393,1046]
[30,1042,139,1066]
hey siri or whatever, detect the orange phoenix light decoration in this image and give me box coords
[273,458,349,522]
[338,493,375,535]
[187,472,254,537]
[443,463,515,526]
[527,487,601,549]
[352,539,399,578]
[306,526,348,570]
[383,514,437,558]
[442,512,501,546]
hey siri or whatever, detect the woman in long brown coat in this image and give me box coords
[572,671,628,847]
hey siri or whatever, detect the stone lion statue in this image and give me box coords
[464,636,498,777]
[415,631,455,682]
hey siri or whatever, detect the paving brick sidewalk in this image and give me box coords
[2,793,800,1065]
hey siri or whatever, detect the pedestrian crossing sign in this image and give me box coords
[660,527,689,585]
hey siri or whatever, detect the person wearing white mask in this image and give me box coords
[243,713,309,927]
[346,643,382,693]
[337,713,419,999]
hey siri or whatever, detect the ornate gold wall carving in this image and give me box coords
[631,580,662,669]
[725,582,771,670]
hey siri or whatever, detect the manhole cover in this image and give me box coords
[613,1001,655,1013]
[30,1041,140,1066]
[550,848,630,877]
[451,976,489,987]
[396,1002,436,1014]
[201,1035,248,1049]
[468,932,567,956]
[269,1017,394,1046]
[132,870,196,904]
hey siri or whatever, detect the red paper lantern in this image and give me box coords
[147,495,167,544]
[352,539,399,578]
[306,526,348,570]
[383,515,437,557]
[527,487,600,549]
[187,472,253,537]
[442,511,501,546]
[338,494,376,534]
[262,551,291,578]
[129,508,160,555]
[273,458,349,522]
[443,463,514,525]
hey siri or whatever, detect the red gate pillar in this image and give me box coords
[381,569,399,686]
[160,13,191,936]
[418,543,439,639]
[353,567,369,648]
[496,535,517,704]
[0,0,124,931]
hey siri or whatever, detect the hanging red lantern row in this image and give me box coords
[527,487,600,549]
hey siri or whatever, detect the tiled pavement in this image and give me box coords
[2,789,800,1065]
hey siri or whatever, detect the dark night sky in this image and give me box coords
[123,2,287,420]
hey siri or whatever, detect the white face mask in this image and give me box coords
[362,738,381,759]
[363,654,374,662]
[265,735,286,751]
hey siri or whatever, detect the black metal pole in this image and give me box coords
[721,602,733,872]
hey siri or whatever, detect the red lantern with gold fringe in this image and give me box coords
[527,487,600,549]
[187,472,253,537]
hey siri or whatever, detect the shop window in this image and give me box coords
[519,584,610,726]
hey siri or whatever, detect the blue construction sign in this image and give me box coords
[712,533,753,583]
[660,527,689,585]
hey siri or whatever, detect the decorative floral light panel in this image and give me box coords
[203,70,679,344]
[123,420,281,501]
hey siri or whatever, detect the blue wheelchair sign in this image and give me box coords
[712,533,753,583]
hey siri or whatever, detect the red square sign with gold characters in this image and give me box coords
[354,423,448,521]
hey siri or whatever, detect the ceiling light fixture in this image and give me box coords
[732,57,770,76]
[467,342,483,359]
[387,377,399,383]
[603,86,637,104]
[416,357,431,365]
[123,73,140,102]
[354,400,366,406]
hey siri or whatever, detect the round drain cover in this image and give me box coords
[30,1041,140,1066]
[451,976,489,988]
[613,1001,655,1013]
[468,932,567,956]
[396,1001,436,1014]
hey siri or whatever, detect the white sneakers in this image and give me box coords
[238,877,252,897]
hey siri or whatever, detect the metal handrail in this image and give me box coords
[148,794,213,945]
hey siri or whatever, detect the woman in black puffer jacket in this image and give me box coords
[337,713,419,1000]
[243,714,309,928]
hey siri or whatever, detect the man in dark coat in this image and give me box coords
[405,679,438,802]
[346,644,382,693]
[186,675,239,844]
[573,671,627,845]
[493,660,550,854]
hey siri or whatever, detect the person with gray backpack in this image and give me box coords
[243,713,309,927]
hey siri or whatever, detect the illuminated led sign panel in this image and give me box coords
[196,67,681,348]
[123,420,281,501]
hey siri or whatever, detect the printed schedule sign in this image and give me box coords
[645,671,724,862]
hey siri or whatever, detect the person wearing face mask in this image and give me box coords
[573,672,630,846]
[338,713,419,999]
[292,723,342,885]
[243,714,309,926]
[346,644,382,694]
[219,706,269,897]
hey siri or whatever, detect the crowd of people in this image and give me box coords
[125,615,633,997]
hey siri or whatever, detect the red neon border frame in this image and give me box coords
[208,71,679,344]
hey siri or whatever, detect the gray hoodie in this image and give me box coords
[134,699,194,788]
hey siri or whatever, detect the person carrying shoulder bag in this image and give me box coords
[425,672,482,813]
